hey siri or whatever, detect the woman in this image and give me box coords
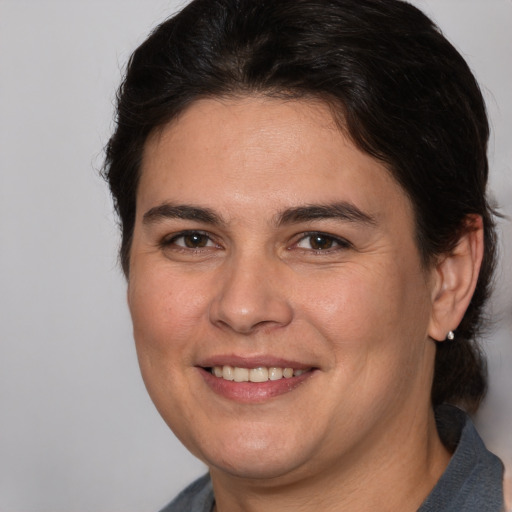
[104,0,505,510]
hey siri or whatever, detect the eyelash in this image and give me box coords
[161,230,352,254]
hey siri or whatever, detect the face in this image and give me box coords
[128,97,438,482]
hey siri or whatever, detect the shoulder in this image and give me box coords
[158,474,214,512]
[419,405,505,512]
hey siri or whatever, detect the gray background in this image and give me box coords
[0,0,510,510]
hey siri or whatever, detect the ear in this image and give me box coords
[428,215,484,342]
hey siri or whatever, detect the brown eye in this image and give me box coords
[167,231,216,249]
[296,233,350,251]
[309,235,334,250]
[183,232,210,248]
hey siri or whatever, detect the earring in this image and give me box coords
[446,331,455,341]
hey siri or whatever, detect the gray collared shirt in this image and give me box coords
[418,405,504,511]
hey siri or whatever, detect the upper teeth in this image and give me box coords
[211,366,308,382]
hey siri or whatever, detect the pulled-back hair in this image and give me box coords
[104,0,497,412]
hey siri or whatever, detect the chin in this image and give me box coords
[187,424,313,481]
[208,452,306,481]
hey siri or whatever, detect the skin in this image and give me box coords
[127,96,482,511]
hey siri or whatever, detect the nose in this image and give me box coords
[208,253,294,335]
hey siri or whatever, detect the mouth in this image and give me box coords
[207,365,312,382]
[198,361,316,403]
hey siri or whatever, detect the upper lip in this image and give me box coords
[197,354,313,370]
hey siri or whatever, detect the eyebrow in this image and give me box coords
[276,202,377,226]
[142,203,224,226]
[142,201,376,228]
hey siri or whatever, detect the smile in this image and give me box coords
[210,365,311,382]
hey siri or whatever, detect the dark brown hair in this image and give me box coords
[104,0,497,412]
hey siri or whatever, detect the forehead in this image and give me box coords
[138,96,412,227]
[142,96,340,177]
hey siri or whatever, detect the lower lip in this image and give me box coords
[198,368,314,403]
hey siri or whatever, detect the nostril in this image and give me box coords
[209,292,294,334]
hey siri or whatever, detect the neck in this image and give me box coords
[210,408,450,512]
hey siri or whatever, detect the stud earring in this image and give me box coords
[446,331,455,341]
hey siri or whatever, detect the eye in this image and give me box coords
[164,231,217,249]
[295,232,351,251]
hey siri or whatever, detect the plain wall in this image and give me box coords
[0,0,510,510]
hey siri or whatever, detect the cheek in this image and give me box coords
[128,266,210,359]
[127,268,210,425]
[298,260,431,362]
